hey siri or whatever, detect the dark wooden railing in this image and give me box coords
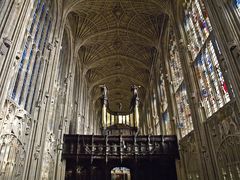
[63,135,179,179]
[62,135,179,161]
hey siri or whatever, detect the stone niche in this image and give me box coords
[179,131,201,180]
[205,101,240,179]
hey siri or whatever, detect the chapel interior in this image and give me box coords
[0,0,240,180]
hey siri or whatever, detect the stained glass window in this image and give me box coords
[25,54,41,111]
[11,44,28,100]
[235,0,240,9]
[168,30,193,137]
[184,0,230,118]
[184,0,212,59]
[194,40,230,117]
[175,84,193,137]
[30,58,43,113]
[169,33,184,91]
[10,0,52,113]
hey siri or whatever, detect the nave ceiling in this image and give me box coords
[64,0,170,112]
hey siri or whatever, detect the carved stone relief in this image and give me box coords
[0,99,32,179]
[206,102,239,148]
[41,130,56,179]
[179,132,201,179]
[0,37,12,55]
[205,102,240,179]
[216,134,240,179]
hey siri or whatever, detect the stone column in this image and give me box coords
[171,6,217,179]
[100,85,108,131]
[154,70,165,135]
[26,15,64,179]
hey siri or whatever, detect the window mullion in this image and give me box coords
[18,2,46,106]
[12,39,32,103]
[21,6,49,108]
[184,0,230,118]
[25,54,41,111]
[206,41,225,107]
[202,44,220,111]
[11,1,43,104]
[195,52,214,116]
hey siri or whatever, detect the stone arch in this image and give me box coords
[0,134,25,179]
[216,134,240,179]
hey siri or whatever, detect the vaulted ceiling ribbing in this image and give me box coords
[65,0,170,112]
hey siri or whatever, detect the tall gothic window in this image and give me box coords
[10,0,52,113]
[184,0,230,118]
[168,31,193,137]
[175,84,192,137]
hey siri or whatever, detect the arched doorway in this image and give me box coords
[111,167,131,180]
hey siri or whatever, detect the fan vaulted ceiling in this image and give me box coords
[65,0,170,112]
